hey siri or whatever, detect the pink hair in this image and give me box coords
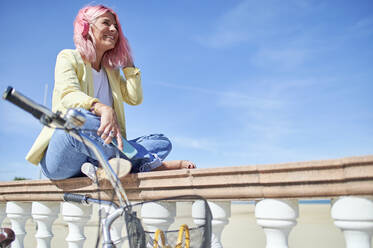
[73,5,133,68]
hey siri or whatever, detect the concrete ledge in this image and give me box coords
[1,155,373,202]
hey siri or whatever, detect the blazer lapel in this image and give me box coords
[85,63,94,97]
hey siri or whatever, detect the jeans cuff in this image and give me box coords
[139,154,162,172]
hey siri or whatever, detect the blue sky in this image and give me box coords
[0,0,372,181]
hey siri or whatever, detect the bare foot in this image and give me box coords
[152,160,196,171]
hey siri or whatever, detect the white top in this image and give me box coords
[92,68,113,107]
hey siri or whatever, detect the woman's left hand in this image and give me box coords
[92,102,124,150]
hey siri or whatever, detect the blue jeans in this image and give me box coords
[40,109,172,180]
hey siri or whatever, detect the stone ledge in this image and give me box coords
[1,155,372,202]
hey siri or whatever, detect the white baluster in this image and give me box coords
[193,201,231,248]
[141,201,176,246]
[210,201,231,248]
[6,201,32,248]
[331,196,373,248]
[0,203,6,225]
[62,202,92,248]
[99,205,125,247]
[255,199,299,248]
[141,201,176,232]
[32,202,60,248]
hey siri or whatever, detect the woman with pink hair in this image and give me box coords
[26,5,195,180]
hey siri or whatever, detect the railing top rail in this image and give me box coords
[1,155,372,202]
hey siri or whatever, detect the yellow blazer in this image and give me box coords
[26,49,143,165]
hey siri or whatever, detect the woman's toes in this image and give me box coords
[181,160,196,169]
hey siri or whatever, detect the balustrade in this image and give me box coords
[0,197,372,247]
[0,155,372,247]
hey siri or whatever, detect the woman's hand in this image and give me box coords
[92,102,123,150]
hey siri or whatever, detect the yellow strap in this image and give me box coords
[175,224,190,248]
[153,229,166,248]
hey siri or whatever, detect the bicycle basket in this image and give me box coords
[124,195,212,248]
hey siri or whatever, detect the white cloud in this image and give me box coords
[194,1,254,48]
[216,90,283,110]
[194,0,307,48]
[250,47,310,70]
[153,81,284,111]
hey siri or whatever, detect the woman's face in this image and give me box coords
[91,12,119,54]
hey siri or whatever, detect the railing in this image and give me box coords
[1,155,373,248]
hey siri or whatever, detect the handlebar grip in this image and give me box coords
[63,193,88,204]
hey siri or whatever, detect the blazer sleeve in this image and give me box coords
[120,67,143,105]
[54,50,99,110]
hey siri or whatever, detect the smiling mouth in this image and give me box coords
[104,35,116,41]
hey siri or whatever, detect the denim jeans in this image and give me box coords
[40,109,172,180]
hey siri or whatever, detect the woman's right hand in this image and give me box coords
[91,102,123,150]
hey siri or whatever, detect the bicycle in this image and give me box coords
[3,86,212,248]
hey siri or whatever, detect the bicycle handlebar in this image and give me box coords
[2,86,66,127]
[63,193,89,204]
[63,193,119,208]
